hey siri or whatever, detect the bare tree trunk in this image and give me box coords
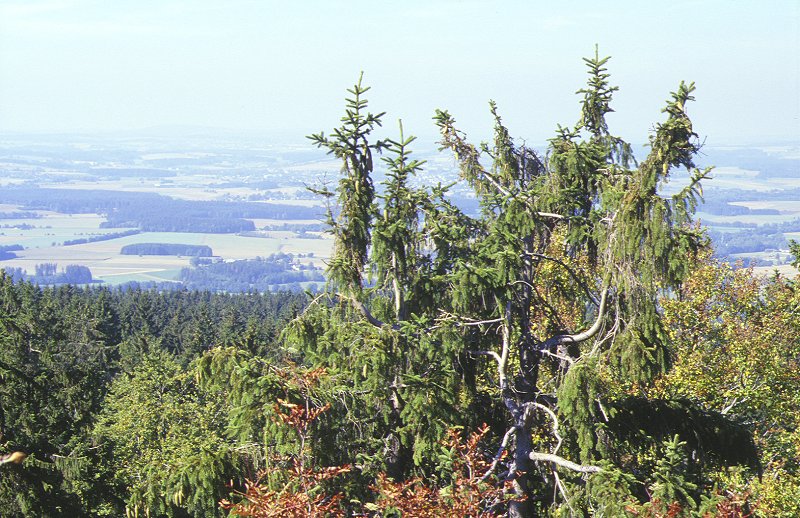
[508,405,533,518]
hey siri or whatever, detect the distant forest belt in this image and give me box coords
[120,243,213,257]
[0,187,325,232]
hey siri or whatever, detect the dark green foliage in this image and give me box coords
[94,350,235,517]
[557,357,603,462]
[0,272,305,515]
[120,243,213,257]
[272,52,762,516]
[606,397,760,472]
[179,253,324,292]
[645,436,699,513]
[308,72,388,295]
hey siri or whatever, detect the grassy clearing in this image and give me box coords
[730,250,792,264]
[705,167,770,191]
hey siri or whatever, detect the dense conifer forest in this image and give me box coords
[2,53,800,517]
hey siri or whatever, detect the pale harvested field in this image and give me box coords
[0,250,189,284]
[705,167,771,191]
[38,178,259,202]
[752,264,798,278]
[730,250,792,263]
[696,212,800,225]
[752,178,800,189]
[0,213,120,248]
[0,212,333,284]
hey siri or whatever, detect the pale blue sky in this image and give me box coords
[0,0,798,145]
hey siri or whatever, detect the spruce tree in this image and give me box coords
[277,52,757,516]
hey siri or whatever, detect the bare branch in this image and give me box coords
[528,452,602,474]
[526,402,563,454]
[456,317,505,327]
[539,349,575,365]
[553,470,576,515]
[534,212,566,220]
[481,426,517,481]
[482,170,513,198]
[336,294,400,331]
[498,301,512,391]
[481,171,565,220]
[542,289,609,350]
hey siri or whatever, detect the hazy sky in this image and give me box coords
[1,0,798,145]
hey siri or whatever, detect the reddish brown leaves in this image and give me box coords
[220,460,350,518]
[367,424,511,517]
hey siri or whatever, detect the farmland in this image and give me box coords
[0,135,799,284]
[0,210,332,285]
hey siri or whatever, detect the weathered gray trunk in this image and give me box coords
[508,406,534,518]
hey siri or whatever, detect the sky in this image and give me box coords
[0,0,798,146]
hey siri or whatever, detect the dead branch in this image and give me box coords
[541,289,608,351]
[481,426,517,482]
[528,452,602,474]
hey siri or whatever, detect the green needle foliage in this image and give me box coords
[280,51,757,516]
[308,73,389,296]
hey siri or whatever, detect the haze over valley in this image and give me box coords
[0,133,798,290]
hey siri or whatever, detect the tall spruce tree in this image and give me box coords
[277,53,758,516]
[308,73,388,297]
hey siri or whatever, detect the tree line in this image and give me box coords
[0,188,322,233]
[179,253,324,292]
[120,243,213,257]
